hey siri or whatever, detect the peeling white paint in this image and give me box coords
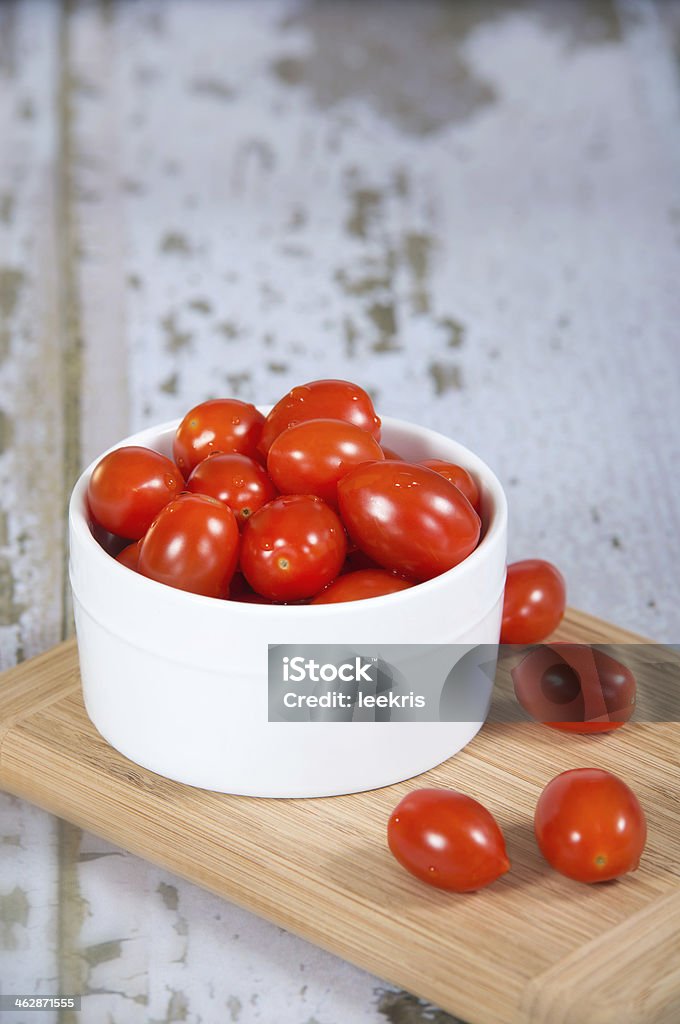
[0,2,63,1012]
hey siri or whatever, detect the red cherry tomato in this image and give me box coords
[534,768,647,883]
[267,418,384,508]
[88,446,182,540]
[240,494,346,601]
[259,380,381,456]
[138,493,239,598]
[338,462,480,582]
[387,789,510,892]
[501,559,566,643]
[311,569,413,604]
[512,643,636,733]
[420,459,480,513]
[115,541,141,571]
[174,399,265,477]
[186,452,277,527]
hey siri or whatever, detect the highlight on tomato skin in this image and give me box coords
[173,399,266,477]
[419,459,481,513]
[137,493,240,599]
[337,461,481,582]
[500,559,566,644]
[240,493,347,602]
[186,451,277,527]
[387,788,510,892]
[258,379,381,456]
[534,768,647,884]
[267,418,384,508]
[88,446,182,540]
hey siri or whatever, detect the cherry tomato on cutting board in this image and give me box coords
[174,399,265,477]
[501,559,566,643]
[138,493,239,598]
[258,379,381,456]
[240,494,346,601]
[267,418,384,508]
[534,768,647,883]
[186,452,277,527]
[387,789,510,892]
[420,459,480,513]
[88,446,182,540]
[312,569,413,604]
[512,643,636,733]
[338,461,480,582]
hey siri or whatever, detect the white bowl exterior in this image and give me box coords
[69,415,507,797]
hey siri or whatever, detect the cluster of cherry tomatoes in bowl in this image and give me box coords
[87,378,487,606]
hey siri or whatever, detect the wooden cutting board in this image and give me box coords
[1,609,678,1024]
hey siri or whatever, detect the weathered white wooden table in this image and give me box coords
[1,1,679,1021]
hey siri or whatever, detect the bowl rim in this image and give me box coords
[69,413,508,618]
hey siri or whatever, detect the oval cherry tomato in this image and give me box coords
[138,493,239,598]
[501,559,566,643]
[186,452,277,527]
[512,643,636,732]
[174,399,265,477]
[267,418,384,508]
[240,494,346,601]
[338,462,480,582]
[259,380,381,456]
[88,446,182,540]
[312,569,413,604]
[534,768,647,883]
[115,541,141,571]
[388,789,510,892]
[420,459,480,513]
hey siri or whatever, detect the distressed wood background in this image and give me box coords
[1,1,679,1022]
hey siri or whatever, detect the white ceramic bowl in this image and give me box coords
[69,414,507,797]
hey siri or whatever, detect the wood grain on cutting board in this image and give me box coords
[1,608,678,1024]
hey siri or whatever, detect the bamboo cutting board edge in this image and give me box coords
[1,609,679,1024]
